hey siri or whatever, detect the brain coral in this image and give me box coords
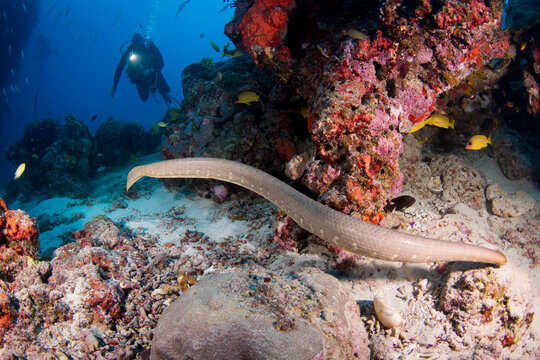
[149,268,369,359]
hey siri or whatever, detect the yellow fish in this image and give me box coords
[217,72,223,81]
[14,163,26,179]
[466,135,491,150]
[235,91,260,104]
[158,122,167,127]
[407,119,429,133]
[346,28,368,40]
[299,107,308,119]
[168,108,182,121]
[426,113,455,129]
[223,49,245,58]
[418,136,428,144]
[210,41,220,52]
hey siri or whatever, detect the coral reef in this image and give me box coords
[0,198,40,301]
[0,198,40,339]
[161,56,307,195]
[440,263,535,351]
[5,115,97,199]
[0,215,186,358]
[95,120,160,168]
[224,0,511,220]
[5,115,160,201]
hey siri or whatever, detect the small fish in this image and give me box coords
[218,4,229,12]
[66,17,76,28]
[71,32,79,42]
[217,72,222,81]
[222,49,245,58]
[418,136,428,144]
[22,3,27,13]
[32,153,39,159]
[128,153,140,162]
[346,28,368,40]
[8,45,11,57]
[465,135,491,150]
[299,107,308,119]
[520,42,527,51]
[13,85,20,93]
[2,88,7,96]
[10,69,15,77]
[21,50,24,59]
[157,121,167,127]
[91,115,97,121]
[25,77,29,86]
[97,153,104,157]
[14,163,26,179]
[65,5,70,16]
[2,10,7,20]
[55,9,62,22]
[107,116,113,121]
[199,33,205,38]
[210,41,220,52]
[111,12,122,27]
[168,108,182,121]
[96,166,106,172]
[407,119,429,133]
[384,195,416,212]
[505,101,514,108]
[47,2,57,16]
[426,113,455,129]
[235,91,261,104]
[175,0,191,18]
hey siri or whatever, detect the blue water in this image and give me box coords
[0,0,233,187]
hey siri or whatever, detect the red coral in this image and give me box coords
[0,198,39,259]
[436,0,490,29]
[275,138,297,162]
[86,278,123,322]
[0,289,16,335]
[239,0,295,61]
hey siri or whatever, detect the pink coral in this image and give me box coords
[211,184,228,203]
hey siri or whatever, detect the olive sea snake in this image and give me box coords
[126,157,507,265]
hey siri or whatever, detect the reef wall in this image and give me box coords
[224,0,511,220]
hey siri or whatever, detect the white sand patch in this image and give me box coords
[16,183,250,253]
[107,187,251,244]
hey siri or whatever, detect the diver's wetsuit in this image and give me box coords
[111,38,171,102]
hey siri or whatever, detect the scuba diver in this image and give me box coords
[110,33,180,108]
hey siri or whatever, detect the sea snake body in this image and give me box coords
[126,157,507,265]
